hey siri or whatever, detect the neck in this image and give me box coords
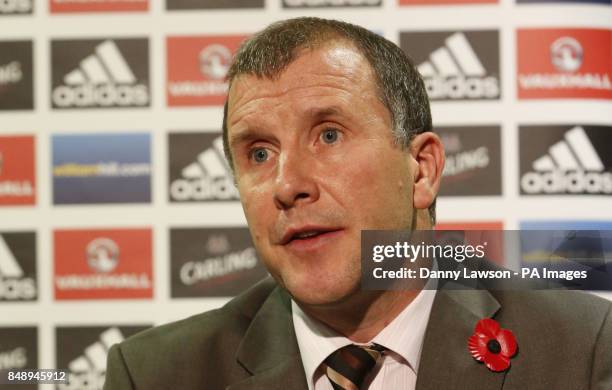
[298,289,421,343]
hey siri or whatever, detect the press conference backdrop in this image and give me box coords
[0,0,611,388]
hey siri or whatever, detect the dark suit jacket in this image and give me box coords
[103,278,612,390]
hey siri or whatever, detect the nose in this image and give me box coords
[273,149,319,210]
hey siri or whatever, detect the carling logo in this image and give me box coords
[520,125,612,195]
[168,132,238,202]
[438,126,501,196]
[54,229,153,300]
[0,327,37,387]
[517,29,612,99]
[56,326,148,390]
[50,0,148,13]
[170,227,268,297]
[0,41,33,110]
[401,0,495,4]
[282,0,381,8]
[51,39,149,108]
[0,232,36,301]
[167,35,247,106]
[52,133,151,204]
[0,136,35,205]
[0,0,32,14]
[400,31,500,100]
[167,0,264,9]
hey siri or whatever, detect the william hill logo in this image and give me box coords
[51,39,150,109]
[517,29,612,100]
[520,125,612,195]
[401,31,500,101]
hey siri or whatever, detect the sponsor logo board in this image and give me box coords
[517,29,612,99]
[167,35,247,106]
[0,232,37,301]
[0,40,33,110]
[519,222,612,291]
[401,0,496,4]
[50,0,148,12]
[282,0,381,7]
[170,227,268,297]
[0,327,37,390]
[54,229,153,300]
[168,132,238,202]
[517,0,610,3]
[0,0,32,14]
[400,30,500,101]
[167,0,263,9]
[51,39,149,109]
[438,126,501,196]
[52,133,151,204]
[0,136,35,205]
[56,326,148,390]
[519,125,612,195]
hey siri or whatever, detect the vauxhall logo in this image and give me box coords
[400,31,500,101]
[520,126,612,195]
[51,39,149,109]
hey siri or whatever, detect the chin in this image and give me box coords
[283,275,360,307]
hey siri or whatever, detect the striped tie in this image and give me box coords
[323,344,386,390]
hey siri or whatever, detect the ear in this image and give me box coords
[409,132,445,210]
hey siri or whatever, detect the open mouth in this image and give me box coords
[281,227,343,248]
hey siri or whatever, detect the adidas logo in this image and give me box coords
[60,327,125,390]
[52,40,149,108]
[0,61,22,85]
[417,32,499,100]
[521,126,612,194]
[0,235,36,300]
[170,136,239,201]
[0,0,32,13]
[283,0,380,6]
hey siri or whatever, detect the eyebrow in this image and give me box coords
[228,106,346,150]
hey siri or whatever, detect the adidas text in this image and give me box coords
[284,0,379,6]
[0,61,22,84]
[521,171,612,194]
[0,347,27,370]
[0,277,36,300]
[58,372,105,390]
[52,84,149,107]
[170,177,239,201]
[426,76,499,99]
[0,0,31,13]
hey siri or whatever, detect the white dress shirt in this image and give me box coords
[292,287,437,390]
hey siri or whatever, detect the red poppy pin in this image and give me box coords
[468,318,518,372]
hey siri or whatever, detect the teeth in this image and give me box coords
[295,231,320,239]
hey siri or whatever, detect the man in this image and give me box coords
[104,18,612,390]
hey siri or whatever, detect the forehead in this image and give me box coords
[226,41,381,126]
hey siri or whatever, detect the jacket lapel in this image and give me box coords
[227,287,308,390]
[416,287,506,390]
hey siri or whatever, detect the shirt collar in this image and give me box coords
[292,287,437,389]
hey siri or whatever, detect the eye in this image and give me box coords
[250,148,269,163]
[321,128,339,144]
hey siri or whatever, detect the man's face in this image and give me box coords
[226,41,419,306]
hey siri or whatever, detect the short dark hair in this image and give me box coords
[221,17,436,223]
